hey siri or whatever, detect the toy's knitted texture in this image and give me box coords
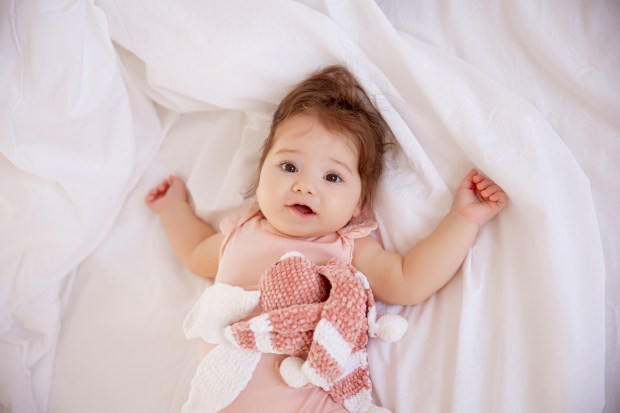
[225,252,396,413]
[182,252,405,413]
[182,283,262,413]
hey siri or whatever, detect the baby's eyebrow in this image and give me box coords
[329,158,353,175]
[274,148,299,155]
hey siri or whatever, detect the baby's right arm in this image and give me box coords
[145,175,223,278]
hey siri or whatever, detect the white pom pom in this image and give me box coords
[375,314,408,343]
[279,356,309,388]
[280,251,305,260]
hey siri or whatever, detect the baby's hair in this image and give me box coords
[248,64,393,209]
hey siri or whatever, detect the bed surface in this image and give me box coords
[1,1,618,412]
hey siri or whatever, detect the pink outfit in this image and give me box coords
[207,203,375,413]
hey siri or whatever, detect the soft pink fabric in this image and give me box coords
[227,255,377,408]
[207,203,375,412]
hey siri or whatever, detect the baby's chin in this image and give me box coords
[270,221,344,239]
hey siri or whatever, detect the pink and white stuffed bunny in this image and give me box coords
[182,252,407,413]
[225,252,407,413]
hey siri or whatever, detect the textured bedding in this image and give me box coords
[1,1,618,412]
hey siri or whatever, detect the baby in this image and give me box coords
[146,65,508,412]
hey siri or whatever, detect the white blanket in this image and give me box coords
[1,1,618,412]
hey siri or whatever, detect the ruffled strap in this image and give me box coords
[337,209,377,240]
[336,209,377,263]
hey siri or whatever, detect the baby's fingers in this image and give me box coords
[148,183,163,195]
[484,186,508,205]
[475,177,497,191]
[479,184,501,197]
[145,179,171,201]
[158,178,171,191]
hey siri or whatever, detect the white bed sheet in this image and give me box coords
[1,1,618,412]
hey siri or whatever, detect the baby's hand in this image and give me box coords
[145,175,189,214]
[451,169,508,227]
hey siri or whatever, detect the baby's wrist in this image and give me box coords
[157,198,191,216]
[452,210,481,230]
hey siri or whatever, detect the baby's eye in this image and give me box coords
[280,162,298,173]
[324,173,342,183]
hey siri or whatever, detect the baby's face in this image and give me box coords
[256,114,362,238]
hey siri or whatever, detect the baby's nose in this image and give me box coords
[292,176,315,195]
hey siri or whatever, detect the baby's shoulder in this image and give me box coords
[220,202,261,236]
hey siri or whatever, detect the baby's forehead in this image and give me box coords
[273,114,360,154]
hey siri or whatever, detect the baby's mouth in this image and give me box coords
[291,204,315,215]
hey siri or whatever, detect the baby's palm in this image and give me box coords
[452,170,508,226]
[145,175,189,214]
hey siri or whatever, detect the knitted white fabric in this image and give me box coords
[182,346,261,413]
[183,283,260,344]
[182,283,262,413]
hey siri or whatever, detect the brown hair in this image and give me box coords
[247,65,393,209]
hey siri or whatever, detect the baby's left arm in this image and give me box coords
[353,169,508,306]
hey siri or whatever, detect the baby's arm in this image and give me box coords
[353,169,508,305]
[145,175,223,278]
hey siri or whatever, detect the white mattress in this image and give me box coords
[1,1,618,412]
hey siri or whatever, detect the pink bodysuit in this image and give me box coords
[207,203,376,413]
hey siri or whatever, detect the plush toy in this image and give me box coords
[182,252,408,413]
[182,283,262,413]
